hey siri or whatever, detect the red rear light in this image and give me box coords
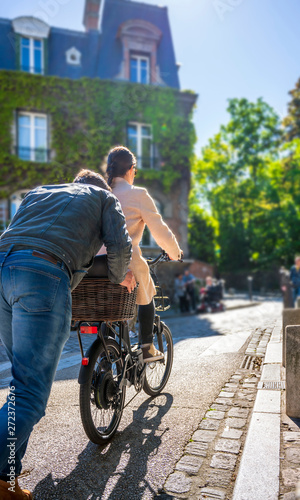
[80,326,98,334]
[82,357,89,366]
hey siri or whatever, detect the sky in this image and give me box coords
[1,0,299,155]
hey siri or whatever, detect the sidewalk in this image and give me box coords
[158,318,300,500]
[160,295,261,320]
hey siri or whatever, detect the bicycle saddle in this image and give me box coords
[86,254,108,278]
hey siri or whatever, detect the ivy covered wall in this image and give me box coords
[0,71,197,198]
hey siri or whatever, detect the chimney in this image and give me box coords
[83,0,101,31]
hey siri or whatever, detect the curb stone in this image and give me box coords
[156,325,276,500]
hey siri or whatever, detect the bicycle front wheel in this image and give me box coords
[143,322,173,397]
[80,338,125,444]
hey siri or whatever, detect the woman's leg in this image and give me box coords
[139,300,164,362]
[138,299,155,344]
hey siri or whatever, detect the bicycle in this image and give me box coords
[71,251,177,445]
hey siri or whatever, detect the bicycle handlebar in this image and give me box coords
[147,250,183,268]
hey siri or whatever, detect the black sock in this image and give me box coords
[0,475,9,482]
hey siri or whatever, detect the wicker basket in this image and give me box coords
[72,278,138,322]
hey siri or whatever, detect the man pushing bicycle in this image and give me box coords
[0,169,136,500]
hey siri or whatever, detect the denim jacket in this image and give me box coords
[0,183,132,290]
[290,265,300,290]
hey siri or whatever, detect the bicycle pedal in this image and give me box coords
[131,344,140,352]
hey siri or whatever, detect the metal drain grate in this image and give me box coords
[257,381,285,390]
[240,355,263,371]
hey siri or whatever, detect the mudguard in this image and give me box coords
[78,337,102,385]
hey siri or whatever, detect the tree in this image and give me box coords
[283,78,300,141]
[188,193,217,264]
[193,98,285,272]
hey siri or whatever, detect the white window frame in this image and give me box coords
[127,121,153,169]
[20,36,44,75]
[10,190,28,220]
[17,111,48,162]
[130,55,150,84]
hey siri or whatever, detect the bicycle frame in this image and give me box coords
[77,250,179,387]
[77,319,145,390]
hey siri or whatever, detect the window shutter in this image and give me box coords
[15,33,21,70]
[43,38,48,75]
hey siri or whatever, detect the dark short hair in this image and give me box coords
[106,146,136,186]
[73,169,111,191]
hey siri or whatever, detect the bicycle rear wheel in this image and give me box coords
[80,338,125,444]
[143,322,173,397]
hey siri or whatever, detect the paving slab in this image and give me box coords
[185,441,208,457]
[214,438,241,454]
[264,342,282,364]
[282,468,300,488]
[210,452,237,471]
[228,407,249,419]
[224,417,247,429]
[164,472,192,495]
[260,363,281,381]
[253,389,281,414]
[200,419,221,431]
[199,487,226,499]
[192,429,217,443]
[233,412,280,500]
[206,469,232,488]
[283,431,300,442]
[221,427,243,440]
[176,454,203,475]
[205,410,225,420]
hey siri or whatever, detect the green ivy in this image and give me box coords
[0,71,196,197]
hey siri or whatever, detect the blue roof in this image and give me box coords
[0,0,180,89]
[0,19,17,71]
[98,0,180,89]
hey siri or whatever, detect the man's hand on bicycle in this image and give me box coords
[120,270,136,293]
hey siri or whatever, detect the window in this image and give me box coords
[21,36,44,74]
[10,191,28,220]
[130,55,150,84]
[141,199,162,247]
[127,122,153,169]
[66,47,82,66]
[17,112,48,162]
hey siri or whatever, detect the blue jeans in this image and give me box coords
[293,287,300,307]
[0,249,72,477]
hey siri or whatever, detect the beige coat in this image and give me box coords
[111,177,181,305]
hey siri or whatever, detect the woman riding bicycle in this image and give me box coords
[103,146,182,363]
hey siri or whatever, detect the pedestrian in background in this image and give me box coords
[183,268,196,312]
[290,256,300,307]
[175,273,189,313]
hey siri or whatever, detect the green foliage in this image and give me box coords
[192,97,300,272]
[0,71,196,197]
[283,78,300,141]
[188,189,217,264]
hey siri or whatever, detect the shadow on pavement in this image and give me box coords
[33,393,173,500]
[51,316,223,383]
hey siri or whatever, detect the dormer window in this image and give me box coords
[118,19,162,85]
[66,47,82,66]
[21,36,44,74]
[12,17,50,75]
[130,55,149,84]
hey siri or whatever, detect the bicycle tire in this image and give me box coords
[80,337,125,444]
[143,322,173,397]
